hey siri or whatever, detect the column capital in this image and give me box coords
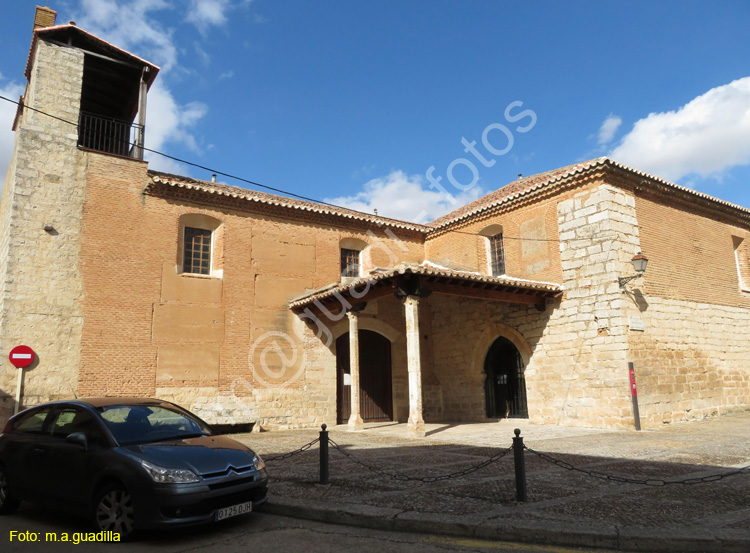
[345,302,368,317]
[403,294,420,307]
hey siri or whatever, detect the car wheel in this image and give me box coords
[93,484,136,539]
[0,464,20,514]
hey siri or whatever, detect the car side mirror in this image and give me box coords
[66,432,88,451]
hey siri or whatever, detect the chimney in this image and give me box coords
[33,6,57,31]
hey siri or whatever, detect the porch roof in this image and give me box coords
[289,262,563,313]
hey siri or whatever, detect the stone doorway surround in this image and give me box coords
[289,262,562,437]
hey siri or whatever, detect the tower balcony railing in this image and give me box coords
[77,111,145,160]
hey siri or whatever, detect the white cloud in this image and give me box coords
[73,0,218,173]
[597,114,622,145]
[144,82,208,171]
[186,0,232,34]
[609,76,750,182]
[326,170,485,224]
[76,0,179,72]
[0,80,25,183]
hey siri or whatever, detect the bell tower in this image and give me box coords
[0,6,158,418]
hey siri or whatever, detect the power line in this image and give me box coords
[1,93,568,243]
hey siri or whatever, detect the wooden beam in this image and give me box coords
[424,281,547,305]
[293,283,395,319]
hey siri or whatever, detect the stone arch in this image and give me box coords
[478,223,504,237]
[329,316,400,347]
[339,237,369,251]
[471,322,531,378]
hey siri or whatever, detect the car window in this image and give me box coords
[97,404,211,446]
[49,408,108,446]
[12,408,52,434]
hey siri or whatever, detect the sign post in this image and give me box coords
[9,345,35,414]
[628,361,641,431]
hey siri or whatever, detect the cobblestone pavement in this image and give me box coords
[233,412,750,553]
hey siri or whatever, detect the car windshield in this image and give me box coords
[97,404,212,446]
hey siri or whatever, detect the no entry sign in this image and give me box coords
[9,345,35,368]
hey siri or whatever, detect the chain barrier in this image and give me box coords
[329,438,513,482]
[258,428,749,491]
[525,446,750,486]
[263,437,320,462]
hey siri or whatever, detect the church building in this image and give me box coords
[1,7,748,433]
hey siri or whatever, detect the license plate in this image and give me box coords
[215,501,253,521]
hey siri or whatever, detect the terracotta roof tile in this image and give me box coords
[427,158,609,229]
[27,25,160,84]
[289,262,562,309]
[146,171,431,233]
[148,158,750,238]
[427,157,750,230]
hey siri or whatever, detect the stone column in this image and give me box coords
[404,295,425,436]
[347,310,364,431]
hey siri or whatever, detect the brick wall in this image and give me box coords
[77,154,424,428]
[624,192,750,424]
[425,194,564,284]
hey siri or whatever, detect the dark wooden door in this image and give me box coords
[337,330,393,424]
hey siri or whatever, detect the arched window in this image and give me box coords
[178,214,223,277]
[480,224,505,277]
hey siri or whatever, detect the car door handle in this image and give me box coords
[33,447,45,453]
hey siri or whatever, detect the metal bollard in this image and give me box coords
[319,424,329,484]
[513,428,528,502]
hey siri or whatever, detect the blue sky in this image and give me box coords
[1,0,749,222]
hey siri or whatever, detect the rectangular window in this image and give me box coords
[489,234,505,276]
[184,227,212,275]
[340,248,361,278]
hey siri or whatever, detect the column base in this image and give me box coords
[347,414,364,431]
[407,414,425,437]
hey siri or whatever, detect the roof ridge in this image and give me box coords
[146,171,431,232]
[426,156,750,232]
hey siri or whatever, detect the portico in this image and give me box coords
[290,263,562,436]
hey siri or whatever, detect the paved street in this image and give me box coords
[243,412,750,552]
[1,412,748,552]
[0,509,618,553]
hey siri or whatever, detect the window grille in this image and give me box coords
[489,234,505,276]
[184,227,212,275]
[340,249,361,278]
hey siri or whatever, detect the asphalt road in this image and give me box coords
[0,506,625,553]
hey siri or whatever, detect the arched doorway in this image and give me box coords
[336,330,393,424]
[484,336,528,419]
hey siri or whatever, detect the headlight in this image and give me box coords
[251,453,265,470]
[141,460,199,483]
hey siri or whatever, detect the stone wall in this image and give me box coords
[422,182,644,428]
[624,190,750,425]
[628,297,750,425]
[0,40,87,420]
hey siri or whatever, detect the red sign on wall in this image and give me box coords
[9,345,35,368]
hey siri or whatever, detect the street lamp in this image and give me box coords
[618,252,648,288]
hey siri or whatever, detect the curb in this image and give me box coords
[258,496,750,553]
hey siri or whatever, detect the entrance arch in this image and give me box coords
[336,330,393,424]
[484,336,528,419]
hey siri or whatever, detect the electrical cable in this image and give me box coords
[1,93,565,242]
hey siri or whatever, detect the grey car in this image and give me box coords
[0,398,268,539]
